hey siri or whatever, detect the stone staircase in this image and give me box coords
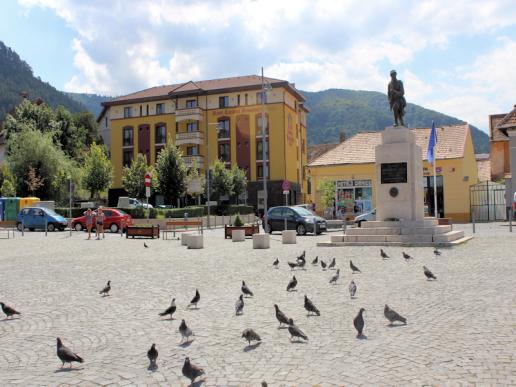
[318,218,471,247]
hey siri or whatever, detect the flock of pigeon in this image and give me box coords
[0,245,442,385]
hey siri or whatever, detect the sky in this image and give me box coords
[1,0,516,133]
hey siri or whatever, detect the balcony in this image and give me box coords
[183,155,204,169]
[176,131,205,146]
[176,107,204,122]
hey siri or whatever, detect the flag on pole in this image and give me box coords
[427,121,438,165]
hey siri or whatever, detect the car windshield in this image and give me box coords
[43,208,60,217]
[293,207,313,216]
[116,209,127,215]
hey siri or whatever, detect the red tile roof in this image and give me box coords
[308,124,470,167]
[495,104,516,132]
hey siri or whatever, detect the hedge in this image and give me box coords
[55,207,86,218]
[215,204,254,215]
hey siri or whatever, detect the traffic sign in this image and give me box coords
[283,190,289,195]
[145,186,151,198]
[144,172,151,187]
[282,180,290,191]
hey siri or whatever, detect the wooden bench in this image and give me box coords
[0,221,17,239]
[163,220,203,239]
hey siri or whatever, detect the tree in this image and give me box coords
[0,163,15,191]
[73,111,99,147]
[186,159,205,200]
[122,153,156,200]
[210,159,233,201]
[0,179,16,196]
[82,143,113,199]
[155,143,187,205]
[318,179,335,209]
[24,165,45,196]
[230,165,247,204]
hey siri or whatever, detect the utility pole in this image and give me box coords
[261,67,271,232]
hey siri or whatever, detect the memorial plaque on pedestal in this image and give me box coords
[381,162,407,184]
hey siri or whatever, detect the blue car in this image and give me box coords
[17,207,68,232]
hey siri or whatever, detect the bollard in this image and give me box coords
[510,207,513,233]
[342,218,347,232]
[45,218,48,237]
[472,211,475,234]
[69,218,72,237]
[21,219,24,237]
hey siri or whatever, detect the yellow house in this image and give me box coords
[307,124,478,223]
[100,75,308,208]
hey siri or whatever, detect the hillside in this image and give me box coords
[0,41,87,124]
[66,92,112,117]
[302,89,490,154]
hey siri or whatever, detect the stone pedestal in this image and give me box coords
[375,126,424,222]
[252,233,270,249]
[281,230,296,244]
[232,229,245,242]
[181,232,192,246]
[186,234,204,249]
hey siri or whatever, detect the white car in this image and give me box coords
[117,197,153,209]
[354,209,376,227]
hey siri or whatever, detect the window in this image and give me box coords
[219,96,229,108]
[175,122,179,133]
[123,107,132,118]
[104,115,108,127]
[218,143,230,162]
[146,105,149,115]
[186,146,199,156]
[237,94,241,106]
[123,149,133,166]
[257,165,268,178]
[156,103,164,115]
[186,99,197,108]
[256,114,269,136]
[256,91,267,104]
[122,126,133,146]
[155,124,166,144]
[139,105,142,116]
[256,140,269,160]
[217,118,230,139]
[186,121,198,132]
[307,178,312,195]
[245,93,248,105]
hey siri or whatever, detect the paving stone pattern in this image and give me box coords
[0,223,515,386]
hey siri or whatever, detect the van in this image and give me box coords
[117,197,153,209]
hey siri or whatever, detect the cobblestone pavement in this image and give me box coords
[0,223,515,386]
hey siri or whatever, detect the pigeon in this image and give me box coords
[380,249,389,259]
[287,318,308,341]
[274,304,290,327]
[297,259,306,270]
[287,261,298,270]
[235,294,244,315]
[147,343,158,368]
[423,265,437,280]
[179,319,194,343]
[242,328,261,346]
[353,308,365,337]
[182,357,205,384]
[320,260,327,270]
[329,269,340,284]
[349,280,357,298]
[188,289,200,308]
[56,337,83,368]
[297,250,306,262]
[241,281,254,297]
[384,304,407,325]
[0,302,21,319]
[402,251,413,261]
[304,295,320,316]
[159,298,176,319]
[434,247,442,256]
[311,256,319,265]
[286,275,298,292]
[144,242,149,248]
[328,257,336,269]
[99,280,111,296]
[272,258,279,268]
[350,260,361,273]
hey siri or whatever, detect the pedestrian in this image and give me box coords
[84,208,94,240]
[96,207,105,240]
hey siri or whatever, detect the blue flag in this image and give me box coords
[427,121,437,165]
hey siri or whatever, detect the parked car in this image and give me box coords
[264,206,327,235]
[354,208,376,227]
[17,207,68,232]
[71,208,134,233]
[294,203,315,214]
[117,196,153,209]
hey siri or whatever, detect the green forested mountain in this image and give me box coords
[0,41,87,124]
[66,92,112,117]
[302,89,490,154]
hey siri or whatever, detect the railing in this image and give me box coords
[183,155,204,168]
[176,107,204,121]
[217,129,231,139]
[176,131,205,145]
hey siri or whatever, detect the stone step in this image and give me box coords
[362,219,438,228]
[346,227,401,236]
[343,234,435,243]
[433,230,464,243]
[401,225,452,235]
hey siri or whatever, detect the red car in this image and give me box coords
[72,208,133,233]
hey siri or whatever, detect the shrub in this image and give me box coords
[233,213,244,227]
[148,208,157,219]
[216,204,254,215]
[162,206,205,218]
[54,207,87,218]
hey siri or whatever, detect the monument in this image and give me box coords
[319,71,469,246]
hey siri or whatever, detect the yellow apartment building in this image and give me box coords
[98,75,309,208]
[307,124,479,223]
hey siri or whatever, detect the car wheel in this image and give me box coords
[74,223,83,232]
[110,223,119,233]
[29,228,35,231]
[46,223,56,232]
[16,222,23,232]
[296,223,307,236]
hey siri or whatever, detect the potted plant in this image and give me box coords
[224,213,259,239]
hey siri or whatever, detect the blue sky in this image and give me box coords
[1,0,516,133]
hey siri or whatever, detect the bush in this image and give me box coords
[123,207,145,219]
[148,208,157,219]
[55,207,87,218]
[215,204,254,215]
[162,206,205,218]
[233,213,244,227]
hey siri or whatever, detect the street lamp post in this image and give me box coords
[261,67,272,232]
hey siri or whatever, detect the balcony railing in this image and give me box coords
[176,131,204,146]
[183,155,204,169]
[176,107,204,122]
[217,129,231,140]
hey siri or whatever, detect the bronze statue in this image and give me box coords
[388,70,406,126]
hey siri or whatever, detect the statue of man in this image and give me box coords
[387,70,406,126]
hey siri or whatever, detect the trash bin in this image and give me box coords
[0,198,5,221]
[20,197,40,209]
[4,197,21,221]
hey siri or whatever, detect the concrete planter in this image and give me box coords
[224,224,259,239]
[252,233,270,249]
[181,232,192,246]
[232,229,245,242]
[281,230,297,244]
[186,234,204,249]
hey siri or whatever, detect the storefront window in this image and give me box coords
[335,180,372,218]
